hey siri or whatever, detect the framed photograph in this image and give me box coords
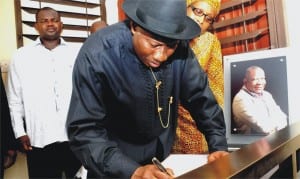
[223,48,290,146]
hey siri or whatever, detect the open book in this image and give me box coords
[75,154,208,178]
[162,154,208,177]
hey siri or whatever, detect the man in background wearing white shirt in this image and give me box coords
[7,7,81,178]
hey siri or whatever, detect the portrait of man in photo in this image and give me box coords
[229,56,289,135]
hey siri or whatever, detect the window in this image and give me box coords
[213,0,287,56]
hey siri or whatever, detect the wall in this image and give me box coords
[1,1,27,178]
[0,1,17,74]
[1,0,300,178]
[106,0,119,25]
[284,0,298,48]
[282,0,300,125]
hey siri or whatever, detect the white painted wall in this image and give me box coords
[284,0,300,49]
[1,1,300,178]
[105,0,119,25]
[281,0,300,125]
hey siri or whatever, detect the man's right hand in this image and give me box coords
[131,164,174,179]
[18,135,32,152]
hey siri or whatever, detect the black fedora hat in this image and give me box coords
[122,0,201,40]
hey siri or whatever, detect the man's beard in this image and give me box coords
[42,34,60,41]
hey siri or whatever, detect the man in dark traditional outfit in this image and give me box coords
[67,0,228,178]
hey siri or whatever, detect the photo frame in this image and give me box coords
[223,48,290,146]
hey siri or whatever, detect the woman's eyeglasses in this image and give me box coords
[190,5,215,24]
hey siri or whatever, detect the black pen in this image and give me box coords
[152,157,171,176]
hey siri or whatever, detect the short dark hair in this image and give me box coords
[35,7,60,22]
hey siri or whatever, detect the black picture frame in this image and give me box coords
[224,48,289,146]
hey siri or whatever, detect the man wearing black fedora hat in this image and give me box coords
[67,0,228,178]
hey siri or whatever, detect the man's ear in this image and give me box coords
[130,21,137,35]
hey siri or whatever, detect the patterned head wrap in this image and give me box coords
[186,0,221,14]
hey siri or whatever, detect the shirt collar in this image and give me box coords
[34,37,67,46]
[242,85,263,98]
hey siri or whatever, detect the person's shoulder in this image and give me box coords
[16,40,37,50]
[194,32,220,49]
[61,39,82,51]
[83,21,131,50]
[209,32,218,39]
[262,90,274,98]
[90,20,107,33]
[233,88,249,99]
[97,21,130,41]
[206,32,221,45]
[12,40,37,59]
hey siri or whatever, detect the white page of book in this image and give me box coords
[162,154,208,177]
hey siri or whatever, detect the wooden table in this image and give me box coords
[177,122,300,178]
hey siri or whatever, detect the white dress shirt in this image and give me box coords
[232,86,288,134]
[7,38,80,148]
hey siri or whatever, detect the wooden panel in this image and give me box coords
[22,21,90,31]
[22,7,101,20]
[118,0,126,21]
[31,0,100,8]
[213,9,266,29]
[177,122,300,178]
[215,0,271,56]
[219,27,268,44]
[23,34,86,43]
[215,0,287,56]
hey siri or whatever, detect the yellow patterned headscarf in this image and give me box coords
[186,0,221,14]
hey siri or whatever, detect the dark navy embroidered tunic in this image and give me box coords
[67,20,227,178]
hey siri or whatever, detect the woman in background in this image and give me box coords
[172,0,224,154]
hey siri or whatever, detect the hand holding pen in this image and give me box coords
[152,157,172,176]
[152,157,174,178]
[131,157,174,179]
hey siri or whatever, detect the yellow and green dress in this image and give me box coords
[172,31,224,153]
